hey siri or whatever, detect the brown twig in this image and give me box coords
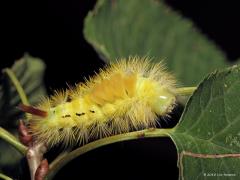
[18,120,49,180]
[35,159,49,180]
[18,120,32,146]
[26,142,48,180]
[18,104,48,117]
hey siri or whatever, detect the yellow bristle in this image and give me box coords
[29,56,177,148]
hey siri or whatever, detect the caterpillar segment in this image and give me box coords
[21,57,177,148]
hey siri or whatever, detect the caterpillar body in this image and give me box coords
[23,57,177,148]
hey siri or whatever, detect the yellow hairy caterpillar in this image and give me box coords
[20,57,177,148]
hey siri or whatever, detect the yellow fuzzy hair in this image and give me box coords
[29,57,177,147]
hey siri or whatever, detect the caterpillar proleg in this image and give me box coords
[21,57,177,148]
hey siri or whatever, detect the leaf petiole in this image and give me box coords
[3,68,31,120]
[175,87,197,96]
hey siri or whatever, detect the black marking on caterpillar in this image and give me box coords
[61,115,71,118]
[75,113,85,116]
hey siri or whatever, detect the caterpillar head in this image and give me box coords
[150,88,176,116]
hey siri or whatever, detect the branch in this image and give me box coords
[18,120,49,180]
[0,126,27,154]
[26,142,48,180]
[0,173,13,180]
[45,128,173,179]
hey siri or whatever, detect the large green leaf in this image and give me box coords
[84,0,228,86]
[0,54,46,173]
[170,65,240,179]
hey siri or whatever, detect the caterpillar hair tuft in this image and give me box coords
[21,57,177,148]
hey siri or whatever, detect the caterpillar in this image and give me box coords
[20,57,177,148]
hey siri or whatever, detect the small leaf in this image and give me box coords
[0,54,46,127]
[170,65,240,179]
[0,54,46,173]
[84,0,228,85]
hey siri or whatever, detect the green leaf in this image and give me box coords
[0,54,46,127]
[84,0,228,86]
[0,54,46,168]
[170,65,240,179]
